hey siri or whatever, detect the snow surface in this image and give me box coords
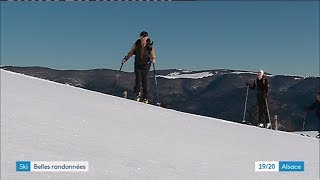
[158,70,307,80]
[1,69,319,180]
[157,72,213,79]
[230,71,257,75]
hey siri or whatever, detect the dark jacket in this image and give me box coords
[125,38,156,65]
[308,101,320,118]
[133,39,153,65]
[249,76,269,94]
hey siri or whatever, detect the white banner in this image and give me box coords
[31,161,89,172]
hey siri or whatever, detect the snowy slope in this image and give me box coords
[156,71,213,79]
[155,69,306,79]
[1,69,319,180]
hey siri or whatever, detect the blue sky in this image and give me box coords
[1,1,319,76]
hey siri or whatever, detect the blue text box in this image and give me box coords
[279,161,304,172]
[16,161,31,172]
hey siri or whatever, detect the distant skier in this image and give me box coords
[306,92,320,138]
[122,31,156,103]
[246,69,270,128]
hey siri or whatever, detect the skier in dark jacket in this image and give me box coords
[246,69,270,128]
[122,31,156,103]
[306,92,320,138]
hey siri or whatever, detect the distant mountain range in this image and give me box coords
[2,66,319,131]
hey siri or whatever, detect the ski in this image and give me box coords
[300,133,319,139]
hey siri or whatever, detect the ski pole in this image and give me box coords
[274,115,278,130]
[242,85,249,123]
[265,98,272,129]
[302,112,307,131]
[153,63,161,106]
[110,61,124,93]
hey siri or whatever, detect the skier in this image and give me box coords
[122,31,156,103]
[246,69,270,128]
[306,92,320,138]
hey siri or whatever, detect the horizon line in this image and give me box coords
[1,65,319,78]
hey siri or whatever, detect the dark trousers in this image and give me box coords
[257,93,268,126]
[134,63,151,99]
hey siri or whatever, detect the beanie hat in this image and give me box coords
[140,31,148,37]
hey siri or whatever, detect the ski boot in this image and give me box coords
[135,92,141,102]
[143,99,149,104]
[266,123,271,129]
[316,133,320,139]
[123,91,128,99]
